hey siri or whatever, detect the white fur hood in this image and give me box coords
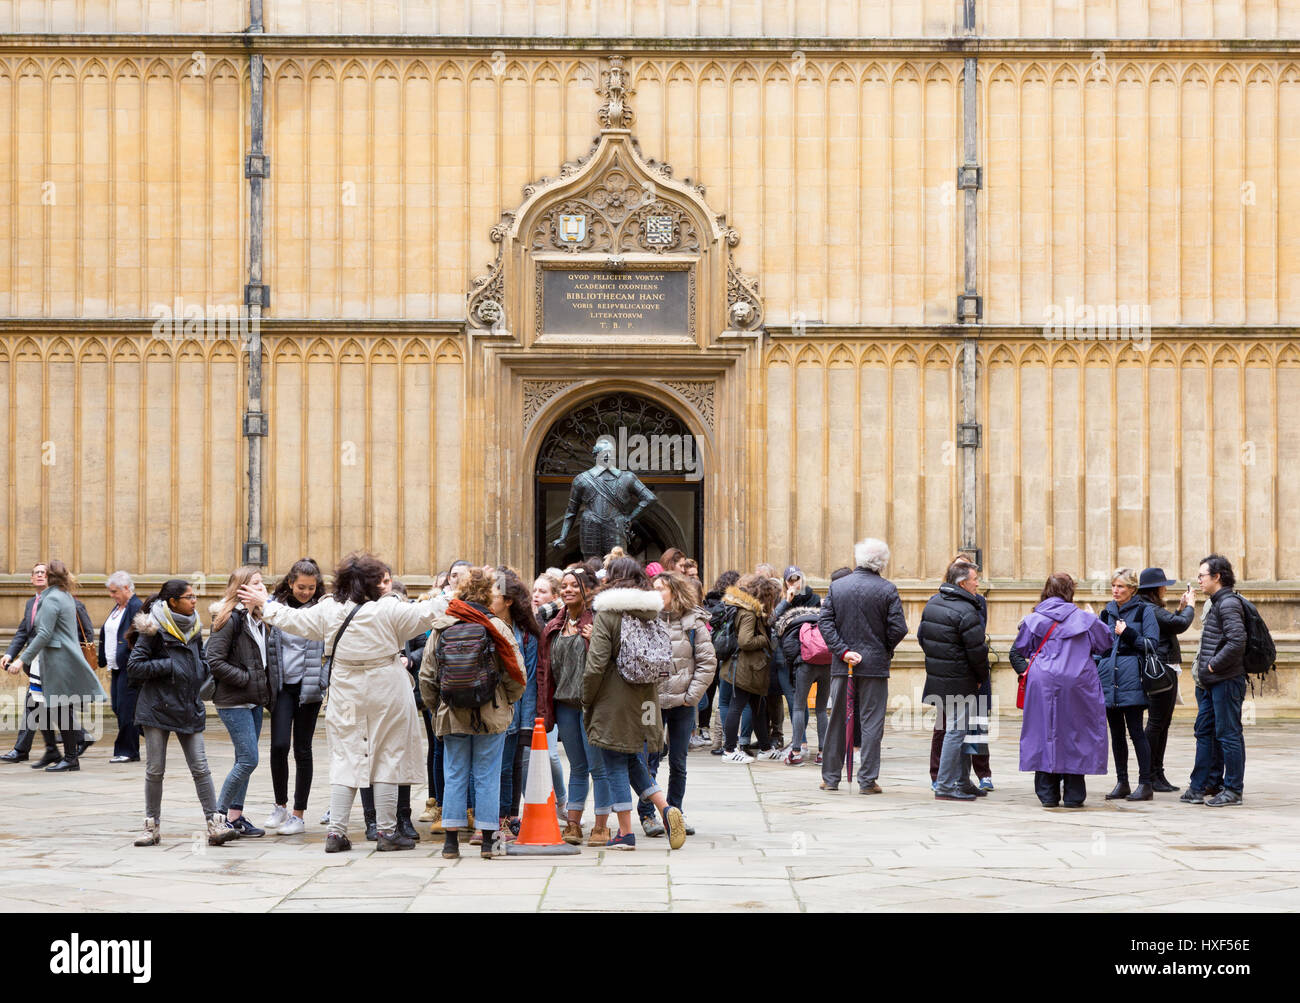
[593,587,664,616]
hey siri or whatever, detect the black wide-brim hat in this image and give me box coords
[1138,567,1177,590]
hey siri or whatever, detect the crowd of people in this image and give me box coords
[1,539,1264,855]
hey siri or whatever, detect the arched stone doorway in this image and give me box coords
[534,390,704,574]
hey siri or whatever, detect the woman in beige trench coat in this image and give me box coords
[240,553,447,853]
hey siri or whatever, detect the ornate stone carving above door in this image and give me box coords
[659,380,715,432]
[465,54,764,341]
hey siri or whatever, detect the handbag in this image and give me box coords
[1139,638,1176,697]
[75,611,99,672]
[1016,621,1059,710]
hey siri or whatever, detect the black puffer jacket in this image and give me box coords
[127,613,209,734]
[1194,588,1248,687]
[916,585,989,699]
[1137,592,1194,666]
[206,606,278,709]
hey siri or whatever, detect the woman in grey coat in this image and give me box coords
[8,560,106,772]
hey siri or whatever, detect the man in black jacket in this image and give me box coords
[917,560,990,801]
[1184,554,1247,806]
[818,540,908,793]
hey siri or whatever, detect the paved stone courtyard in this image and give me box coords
[3,715,1298,912]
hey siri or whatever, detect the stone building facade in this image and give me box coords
[1,1,1299,704]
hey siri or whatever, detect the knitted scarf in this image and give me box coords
[152,601,202,644]
[447,598,525,687]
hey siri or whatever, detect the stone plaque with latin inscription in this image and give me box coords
[538,266,693,336]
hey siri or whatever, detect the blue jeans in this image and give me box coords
[498,730,519,817]
[655,705,694,811]
[591,745,661,813]
[718,676,753,745]
[554,702,611,815]
[216,706,263,813]
[441,731,507,829]
[1191,677,1246,794]
[935,695,974,794]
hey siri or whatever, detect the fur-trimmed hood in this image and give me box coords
[593,587,664,617]
[773,603,821,639]
[132,611,159,636]
[722,586,765,618]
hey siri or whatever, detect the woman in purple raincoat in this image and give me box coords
[1012,573,1114,808]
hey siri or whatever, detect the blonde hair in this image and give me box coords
[213,565,263,631]
[1111,567,1139,590]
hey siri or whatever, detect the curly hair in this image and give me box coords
[455,567,494,607]
[738,573,781,617]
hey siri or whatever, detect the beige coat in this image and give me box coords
[657,607,717,709]
[417,610,525,737]
[261,592,447,788]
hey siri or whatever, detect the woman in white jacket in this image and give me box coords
[239,552,448,853]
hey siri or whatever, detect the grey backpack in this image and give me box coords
[615,613,673,684]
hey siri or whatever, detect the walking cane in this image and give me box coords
[845,667,856,785]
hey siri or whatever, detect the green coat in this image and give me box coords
[723,587,773,695]
[582,587,666,755]
[17,587,107,705]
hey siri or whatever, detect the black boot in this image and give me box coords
[1151,772,1180,793]
[363,805,378,841]
[396,806,420,841]
[1104,780,1131,800]
[441,830,460,859]
[1126,783,1154,802]
[30,748,61,769]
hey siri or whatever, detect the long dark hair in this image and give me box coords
[334,552,389,604]
[272,557,325,605]
[601,556,651,592]
[126,578,192,647]
[497,570,541,639]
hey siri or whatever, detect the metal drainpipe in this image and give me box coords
[242,0,269,566]
[957,0,982,568]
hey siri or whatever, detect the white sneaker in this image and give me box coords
[277,814,305,835]
[319,810,331,825]
[761,747,784,761]
[722,750,755,764]
[265,804,289,830]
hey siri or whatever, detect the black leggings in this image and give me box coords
[724,689,770,752]
[421,708,437,792]
[699,674,719,729]
[361,784,411,813]
[269,683,322,811]
[1144,685,1177,775]
[1107,705,1151,785]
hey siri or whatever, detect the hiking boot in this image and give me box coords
[417,797,439,822]
[376,829,416,851]
[640,813,665,837]
[427,803,445,834]
[207,813,238,846]
[586,825,611,847]
[133,817,160,847]
[324,832,352,853]
[561,821,584,845]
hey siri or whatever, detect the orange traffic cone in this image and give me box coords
[507,717,580,856]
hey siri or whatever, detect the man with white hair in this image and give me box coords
[817,539,908,793]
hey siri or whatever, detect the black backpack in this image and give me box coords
[710,604,740,663]
[435,620,499,709]
[1230,593,1276,682]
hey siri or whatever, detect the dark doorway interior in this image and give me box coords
[534,391,703,576]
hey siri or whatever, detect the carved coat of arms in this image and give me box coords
[559,213,587,244]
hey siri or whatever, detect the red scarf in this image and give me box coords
[447,599,525,687]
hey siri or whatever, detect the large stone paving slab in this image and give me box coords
[2,716,1297,912]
